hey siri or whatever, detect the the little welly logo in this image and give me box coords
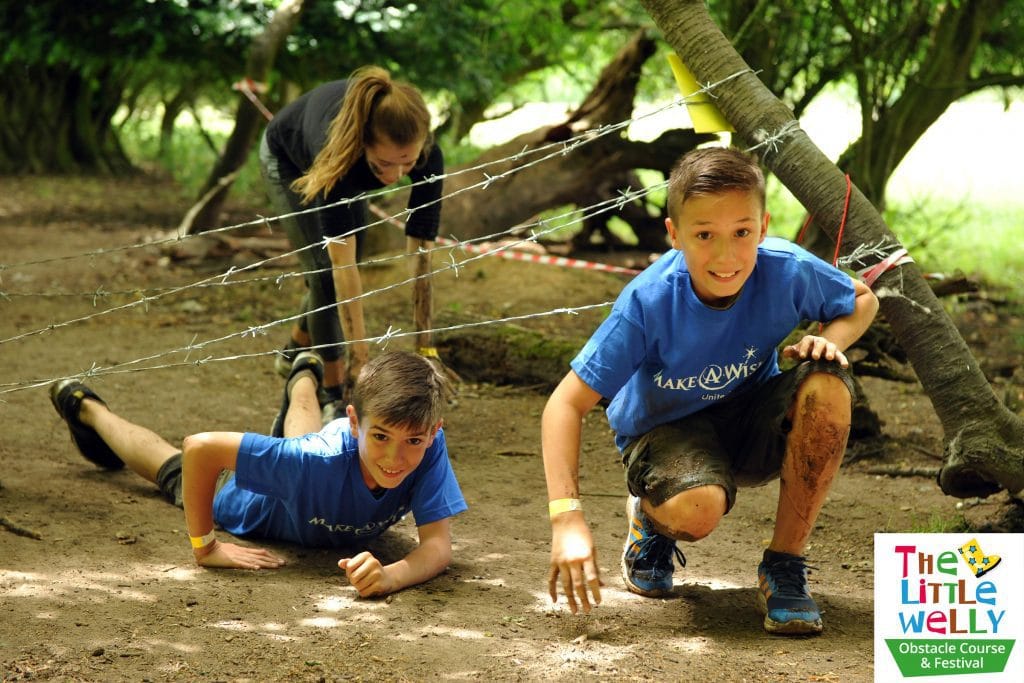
[874,533,1023,682]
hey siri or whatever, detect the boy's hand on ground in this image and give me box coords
[338,552,393,597]
[783,334,849,368]
[548,512,602,614]
[193,540,287,570]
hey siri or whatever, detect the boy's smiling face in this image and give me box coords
[347,406,441,490]
[665,189,768,307]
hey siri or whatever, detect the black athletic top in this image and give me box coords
[265,80,443,240]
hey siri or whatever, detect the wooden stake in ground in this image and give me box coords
[410,237,462,386]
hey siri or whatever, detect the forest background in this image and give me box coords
[2,1,1023,680]
[3,0,1023,291]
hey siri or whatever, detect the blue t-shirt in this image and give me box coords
[571,237,856,451]
[212,418,467,547]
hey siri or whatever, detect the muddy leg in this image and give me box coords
[770,372,851,555]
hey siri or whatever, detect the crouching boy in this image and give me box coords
[541,147,878,634]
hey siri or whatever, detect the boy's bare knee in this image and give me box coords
[182,432,214,457]
[790,373,852,469]
[798,372,851,407]
[646,485,726,541]
[794,373,852,426]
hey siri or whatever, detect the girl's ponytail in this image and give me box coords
[292,66,432,204]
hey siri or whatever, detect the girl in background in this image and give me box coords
[260,65,445,419]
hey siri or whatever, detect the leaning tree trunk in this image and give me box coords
[373,30,714,247]
[638,0,1024,498]
[183,0,305,234]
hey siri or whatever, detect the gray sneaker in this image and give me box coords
[273,339,302,378]
[271,351,325,437]
[321,399,346,425]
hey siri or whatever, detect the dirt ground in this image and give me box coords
[1,175,1021,682]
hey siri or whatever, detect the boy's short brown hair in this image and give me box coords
[667,147,765,225]
[352,351,449,430]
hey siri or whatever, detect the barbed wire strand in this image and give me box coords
[0,185,661,395]
[0,180,663,348]
[1,301,614,396]
[1,68,756,332]
[2,68,820,399]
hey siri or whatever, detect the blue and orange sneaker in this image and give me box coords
[620,495,685,597]
[756,549,823,635]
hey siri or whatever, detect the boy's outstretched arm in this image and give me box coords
[542,370,603,614]
[338,517,453,597]
[181,432,286,570]
[783,277,880,367]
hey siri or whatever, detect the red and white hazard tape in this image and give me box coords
[368,204,641,276]
[857,247,914,288]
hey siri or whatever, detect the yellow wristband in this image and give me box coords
[548,498,582,518]
[189,530,216,549]
[418,346,439,358]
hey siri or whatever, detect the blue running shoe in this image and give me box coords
[620,495,685,597]
[756,549,823,635]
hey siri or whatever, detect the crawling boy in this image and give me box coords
[51,350,466,597]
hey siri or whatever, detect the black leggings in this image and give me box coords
[258,134,352,363]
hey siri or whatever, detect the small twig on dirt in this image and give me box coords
[494,383,551,395]
[0,515,43,540]
[905,443,943,460]
[494,449,536,457]
[855,362,918,383]
[864,465,940,479]
[844,443,885,464]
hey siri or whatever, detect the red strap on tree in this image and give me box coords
[232,78,274,122]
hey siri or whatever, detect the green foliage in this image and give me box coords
[3,0,649,171]
[711,0,853,117]
[910,512,972,534]
[0,1,278,172]
[255,1,651,145]
[765,175,1024,297]
[119,111,267,205]
[883,198,1024,291]
[5,0,1022,306]
[384,1,646,138]
[1,1,262,75]
[764,177,811,242]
